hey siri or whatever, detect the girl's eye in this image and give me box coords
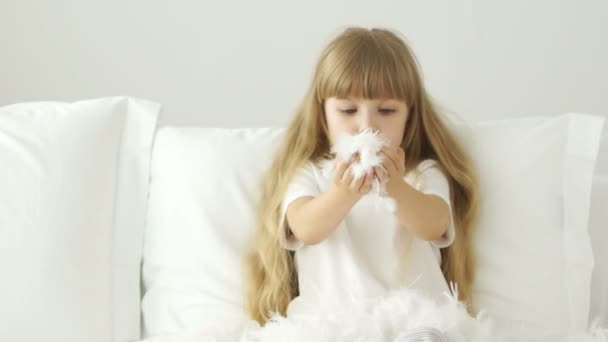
[339,108,395,115]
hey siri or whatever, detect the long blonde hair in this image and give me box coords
[245,27,479,324]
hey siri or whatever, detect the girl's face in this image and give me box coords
[323,97,408,147]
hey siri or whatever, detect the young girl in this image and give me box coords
[245,26,478,331]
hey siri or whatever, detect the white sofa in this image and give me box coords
[1,97,606,342]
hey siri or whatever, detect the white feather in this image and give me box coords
[320,129,397,212]
[154,287,608,342]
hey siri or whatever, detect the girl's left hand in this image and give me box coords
[374,146,406,194]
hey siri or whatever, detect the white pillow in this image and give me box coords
[141,128,283,338]
[140,113,603,340]
[0,97,160,342]
[454,113,604,340]
[589,126,608,327]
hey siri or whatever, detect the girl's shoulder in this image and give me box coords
[291,159,327,185]
[405,158,445,190]
[411,158,441,175]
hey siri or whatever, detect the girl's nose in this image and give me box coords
[358,111,375,132]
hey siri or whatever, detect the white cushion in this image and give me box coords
[140,113,603,340]
[589,126,608,327]
[0,97,160,342]
[141,128,283,338]
[456,114,604,339]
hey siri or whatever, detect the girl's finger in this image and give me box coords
[381,148,398,169]
[375,166,388,182]
[358,170,374,193]
[360,177,373,194]
[350,169,366,191]
[384,147,407,177]
[380,151,397,175]
[333,158,349,179]
[398,147,405,158]
[398,147,406,163]
[334,152,358,180]
[341,164,355,185]
[381,146,397,157]
[372,166,379,179]
[365,169,374,184]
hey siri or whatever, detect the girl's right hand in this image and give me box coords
[331,153,375,198]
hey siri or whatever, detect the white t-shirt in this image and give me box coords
[279,159,456,315]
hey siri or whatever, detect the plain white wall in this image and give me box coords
[1,0,606,127]
[1,0,607,324]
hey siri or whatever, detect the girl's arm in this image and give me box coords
[379,147,450,242]
[286,155,374,245]
[286,186,357,245]
[388,179,450,241]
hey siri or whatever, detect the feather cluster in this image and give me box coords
[319,129,397,212]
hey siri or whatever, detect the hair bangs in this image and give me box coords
[316,38,416,104]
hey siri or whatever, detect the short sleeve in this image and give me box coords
[279,161,321,251]
[417,160,455,249]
